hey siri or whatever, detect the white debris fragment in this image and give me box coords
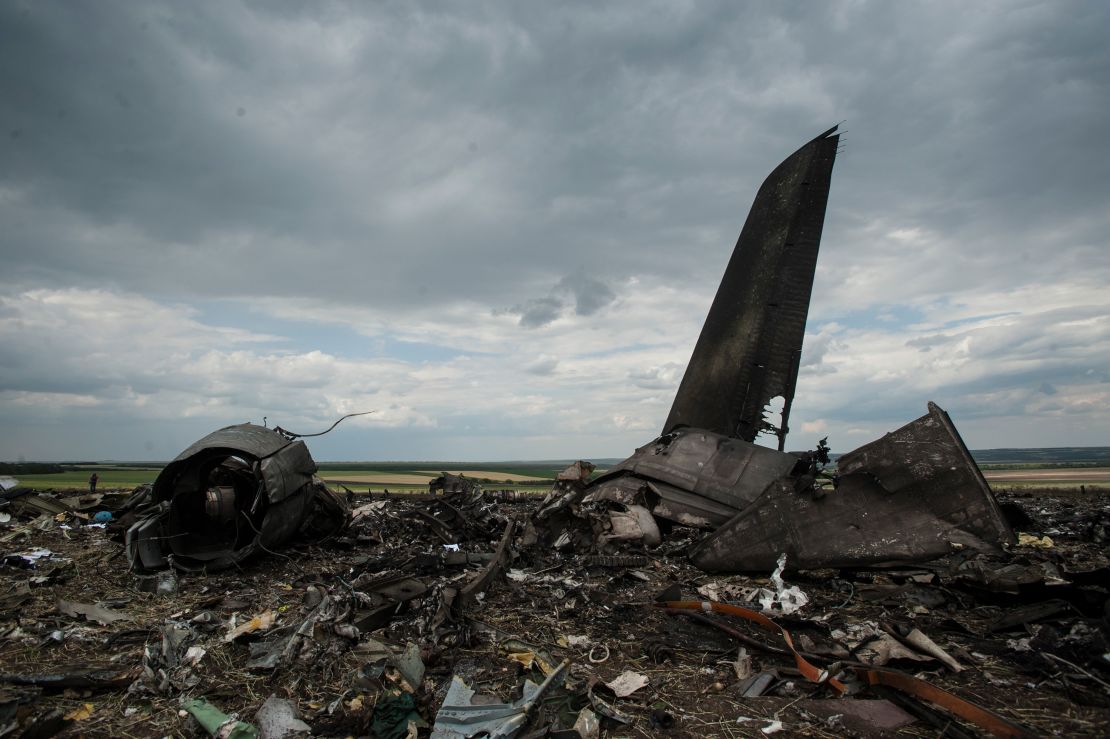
[183,646,207,666]
[606,670,649,697]
[753,554,809,615]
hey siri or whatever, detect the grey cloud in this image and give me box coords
[801,331,837,367]
[525,355,559,375]
[5,0,1105,317]
[557,269,617,316]
[515,296,565,328]
[504,269,618,327]
[628,363,683,390]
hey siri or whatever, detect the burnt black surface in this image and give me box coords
[664,126,839,448]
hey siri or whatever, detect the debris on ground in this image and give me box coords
[0,479,1105,736]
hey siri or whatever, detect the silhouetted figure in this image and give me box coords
[89,472,99,494]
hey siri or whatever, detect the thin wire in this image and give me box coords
[274,410,375,439]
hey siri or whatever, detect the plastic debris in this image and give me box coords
[62,703,94,721]
[56,598,130,625]
[1017,533,1054,548]
[901,628,964,672]
[605,670,649,698]
[255,694,310,739]
[183,697,259,739]
[572,707,599,738]
[224,610,276,642]
[754,554,809,615]
[372,690,422,739]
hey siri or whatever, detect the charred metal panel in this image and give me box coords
[644,480,737,529]
[591,427,799,512]
[688,403,1015,572]
[835,402,1014,548]
[126,423,349,572]
[664,126,840,447]
[260,441,316,504]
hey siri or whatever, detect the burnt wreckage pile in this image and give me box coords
[124,423,351,573]
[1,127,1106,737]
[535,126,1012,574]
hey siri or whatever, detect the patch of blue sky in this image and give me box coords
[816,304,925,331]
[187,300,477,362]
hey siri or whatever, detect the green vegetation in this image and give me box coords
[0,462,67,475]
[13,468,160,491]
[313,461,568,478]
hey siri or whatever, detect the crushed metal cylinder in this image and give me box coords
[125,423,350,572]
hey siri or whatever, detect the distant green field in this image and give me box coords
[13,469,160,491]
[314,461,565,478]
[9,464,557,492]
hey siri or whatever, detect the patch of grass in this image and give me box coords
[14,469,159,491]
[13,465,558,492]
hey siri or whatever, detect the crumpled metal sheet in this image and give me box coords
[431,661,567,739]
[589,427,800,516]
[125,423,350,572]
[688,403,1015,572]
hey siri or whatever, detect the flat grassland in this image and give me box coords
[9,459,1110,492]
[9,462,563,491]
[982,467,1110,484]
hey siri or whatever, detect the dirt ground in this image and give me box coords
[0,485,1107,738]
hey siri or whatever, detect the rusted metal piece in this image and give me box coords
[655,599,846,694]
[854,667,1037,738]
[125,423,350,572]
[664,126,840,449]
[688,403,1014,571]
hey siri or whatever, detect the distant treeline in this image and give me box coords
[970,447,1110,465]
[0,462,68,474]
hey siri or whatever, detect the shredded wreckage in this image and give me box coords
[1,127,1107,737]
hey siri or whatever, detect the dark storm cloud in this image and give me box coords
[4,0,1104,315]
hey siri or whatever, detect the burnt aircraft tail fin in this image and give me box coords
[664,126,840,448]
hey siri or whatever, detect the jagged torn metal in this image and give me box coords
[431,661,569,739]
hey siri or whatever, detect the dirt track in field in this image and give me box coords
[319,472,434,484]
[983,466,1110,481]
[418,469,549,481]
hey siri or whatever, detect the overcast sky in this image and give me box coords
[2,0,1108,462]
